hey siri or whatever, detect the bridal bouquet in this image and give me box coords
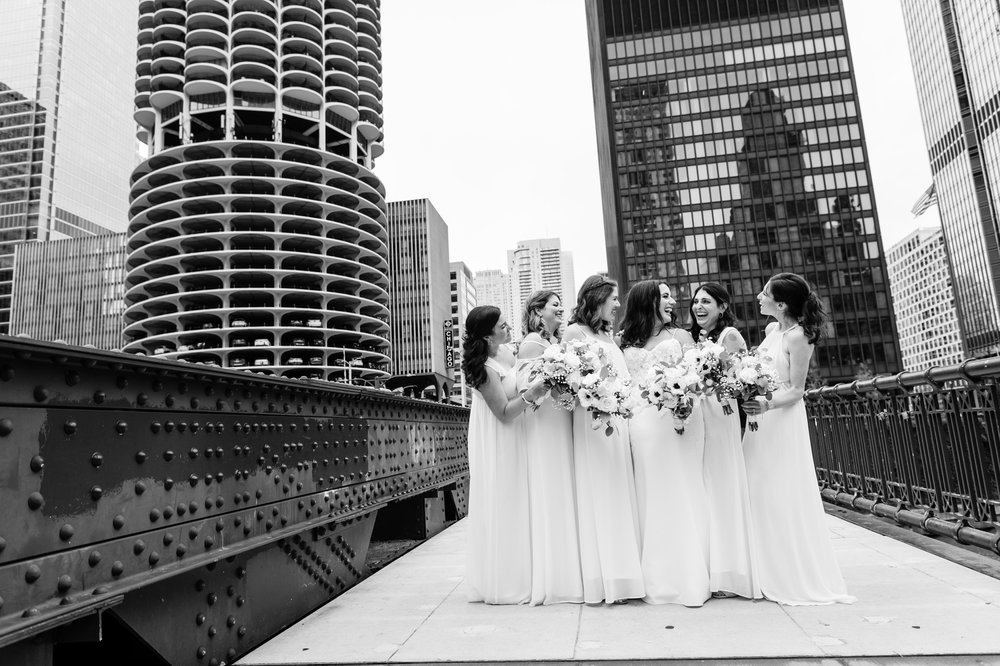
[527,339,600,410]
[575,370,634,436]
[684,339,735,414]
[719,350,780,431]
[639,338,703,434]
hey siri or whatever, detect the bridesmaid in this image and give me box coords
[563,275,645,604]
[516,290,584,605]
[688,283,760,600]
[742,273,854,605]
[462,305,548,604]
[621,280,710,607]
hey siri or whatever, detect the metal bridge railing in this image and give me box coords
[805,356,1000,554]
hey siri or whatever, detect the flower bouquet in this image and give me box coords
[575,370,634,436]
[720,350,780,431]
[527,338,601,410]
[639,338,703,434]
[684,339,735,414]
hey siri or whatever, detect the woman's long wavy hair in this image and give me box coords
[522,290,560,340]
[768,272,828,344]
[461,305,500,389]
[569,275,617,334]
[619,280,667,349]
[688,282,738,342]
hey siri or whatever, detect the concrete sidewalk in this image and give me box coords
[239,515,1000,664]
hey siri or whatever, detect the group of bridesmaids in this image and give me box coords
[461,271,854,607]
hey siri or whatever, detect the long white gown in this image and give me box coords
[702,327,761,598]
[572,332,645,604]
[517,340,584,605]
[465,356,532,604]
[625,338,711,607]
[743,325,855,605]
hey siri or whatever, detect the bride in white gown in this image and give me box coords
[621,280,711,607]
[742,273,854,606]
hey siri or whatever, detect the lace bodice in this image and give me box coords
[623,336,682,386]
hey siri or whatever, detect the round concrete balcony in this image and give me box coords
[124,141,390,382]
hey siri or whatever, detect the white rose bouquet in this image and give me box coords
[720,350,780,431]
[575,368,634,436]
[639,338,702,434]
[526,339,598,410]
[685,339,735,414]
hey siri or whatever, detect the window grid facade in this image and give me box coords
[886,226,964,371]
[473,269,514,331]
[507,238,575,337]
[386,199,451,381]
[586,0,901,382]
[10,233,127,350]
[901,0,1000,357]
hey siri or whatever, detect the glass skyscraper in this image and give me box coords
[0,0,137,333]
[901,0,1000,358]
[586,0,900,382]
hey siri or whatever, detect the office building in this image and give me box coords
[121,0,390,384]
[0,1,137,333]
[473,268,514,331]
[585,0,901,382]
[386,199,452,395]
[449,261,476,405]
[10,233,127,350]
[901,1,1000,357]
[507,238,575,335]
[887,226,963,371]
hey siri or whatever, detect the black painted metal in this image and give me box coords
[806,355,1000,554]
[0,336,469,665]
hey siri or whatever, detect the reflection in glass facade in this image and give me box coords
[901,1,1000,358]
[0,0,137,333]
[586,0,900,382]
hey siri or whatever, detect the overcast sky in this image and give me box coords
[376,0,937,280]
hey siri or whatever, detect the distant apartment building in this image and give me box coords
[887,226,964,371]
[0,1,137,333]
[449,261,476,405]
[473,268,515,330]
[507,238,575,335]
[10,234,127,350]
[387,199,452,397]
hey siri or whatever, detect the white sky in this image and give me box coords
[376,0,937,279]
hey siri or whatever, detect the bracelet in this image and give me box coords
[519,392,532,406]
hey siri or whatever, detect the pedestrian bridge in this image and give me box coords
[1,336,999,665]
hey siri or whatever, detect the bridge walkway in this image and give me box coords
[240,512,1000,664]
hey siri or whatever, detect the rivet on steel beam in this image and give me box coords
[137,393,148,406]
[226,615,236,627]
[208,626,217,638]
[238,626,247,637]
[196,647,206,660]
[163,533,174,546]
[165,478,175,491]
[207,592,217,605]
[165,421,175,432]
[113,515,125,530]
[0,366,13,381]
[149,552,160,566]
[27,492,43,510]
[135,481,147,496]
[25,565,42,583]
[196,611,206,625]
[133,540,145,555]
[236,595,245,606]
[191,397,200,409]
[149,509,161,523]
[64,420,78,435]
[90,453,104,468]
[59,524,74,542]
[111,561,124,577]
[166,396,175,407]
[177,544,188,557]
[33,386,49,402]
[163,505,174,519]
[30,455,44,473]
[189,501,199,514]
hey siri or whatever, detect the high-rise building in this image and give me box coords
[386,199,452,394]
[585,0,901,382]
[10,233,127,350]
[473,268,514,329]
[121,0,390,385]
[887,225,963,371]
[0,1,137,333]
[449,261,476,406]
[507,238,575,335]
[901,1,1000,358]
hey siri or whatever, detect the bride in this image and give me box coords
[620,280,710,606]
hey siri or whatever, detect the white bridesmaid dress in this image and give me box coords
[571,332,645,604]
[743,325,854,605]
[625,338,711,606]
[702,327,760,598]
[465,356,532,604]
[517,340,584,605]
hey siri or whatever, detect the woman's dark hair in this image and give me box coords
[569,275,617,334]
[522,290,560,340]
[619,280,667,349]
[462,305,500,389]
[688,282,738,342]
[768,272,827,344]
